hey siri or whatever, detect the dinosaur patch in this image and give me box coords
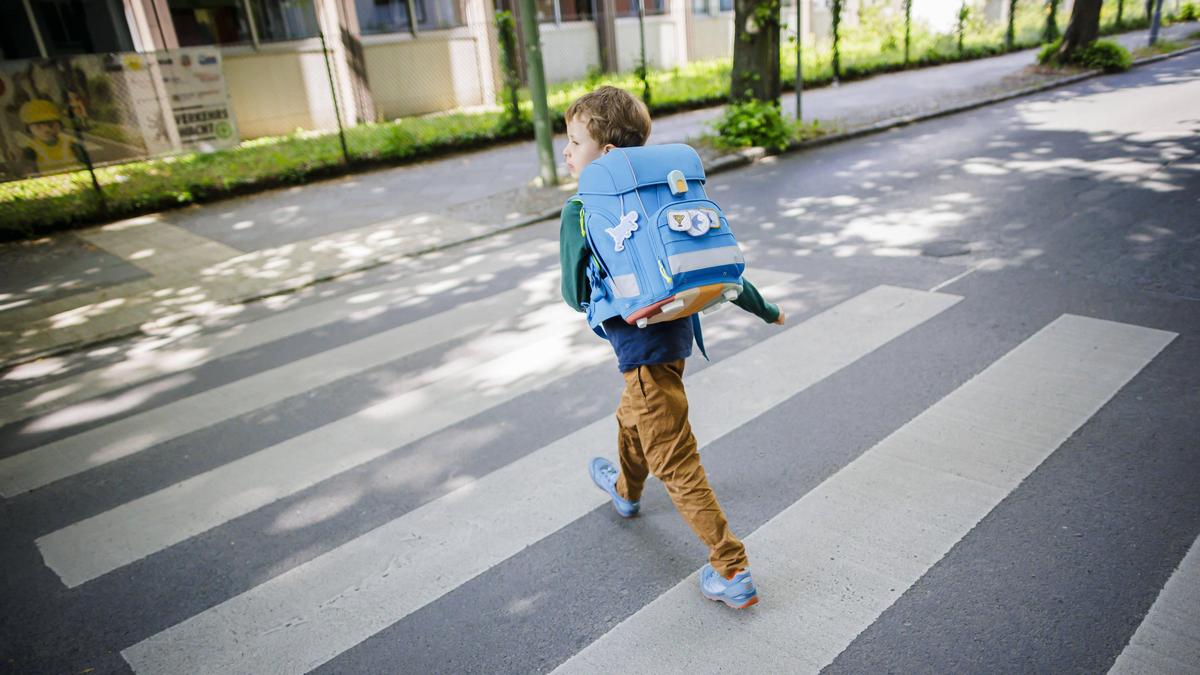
[606,210,640,252]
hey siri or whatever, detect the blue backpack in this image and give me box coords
[571,144,745,342]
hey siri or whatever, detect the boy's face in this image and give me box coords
[563,115,613,179]
[29,121,62,143]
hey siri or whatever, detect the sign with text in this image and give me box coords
[0,48,238,181]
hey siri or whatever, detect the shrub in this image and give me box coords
[713,100,793,151]
[1037,38,1131,72]
[1076,40,1133,71]
[1037,38,1063,65]
[1179,2,1198,20]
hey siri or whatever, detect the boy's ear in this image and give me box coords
[602,143,617,154]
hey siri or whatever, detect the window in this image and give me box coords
[718,0,732,11]
[170,0,323,45]
[614,0,666,17]
[691,0,711,15]
[170,0,252,45]
[249,0,320,42]
[5,0,135,57]
[0,3,43,59]
[538,0,594,22]
[558,0,593,21]
[353,0,463,33]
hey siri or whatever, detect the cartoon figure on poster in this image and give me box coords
[0,55,168,180]
[0,60,89,178]
[16,98,87,174]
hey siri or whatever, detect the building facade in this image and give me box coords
[0,0,879,141]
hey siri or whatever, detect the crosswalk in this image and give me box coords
[557,314,1175,673]
[1,246,1193,674]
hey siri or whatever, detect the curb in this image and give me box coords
[6,42,1197,369]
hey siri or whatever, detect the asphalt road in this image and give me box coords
[1,51,1198,674]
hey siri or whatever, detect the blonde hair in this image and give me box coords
[565,86,651,148]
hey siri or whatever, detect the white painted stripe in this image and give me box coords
[556,314,1176,674]
[40,271,799,586]
[0,274,551,497]
[120,284,959,674]
[0,240,557,426]
[36,305,597,587]
[1109,534,1200,674]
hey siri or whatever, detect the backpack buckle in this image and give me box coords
[667,169,687,195]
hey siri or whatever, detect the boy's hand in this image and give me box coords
[773,309,786,326]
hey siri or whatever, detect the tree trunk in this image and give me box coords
[731,0,781,102]
[1058,0,1102,57]
[1043,0,1061,42]
[1005,0,1017,49]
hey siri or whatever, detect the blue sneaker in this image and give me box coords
[589,457,639,518]
[699,564,759,609]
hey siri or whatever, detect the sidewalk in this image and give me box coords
[0,23,1196,368]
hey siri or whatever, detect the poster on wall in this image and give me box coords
[0,48,238,181]
[158,48,238,152]
[0,57,143,180]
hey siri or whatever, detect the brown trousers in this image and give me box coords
[613,359,749,578]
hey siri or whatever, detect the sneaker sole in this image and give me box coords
[703,591,759,609]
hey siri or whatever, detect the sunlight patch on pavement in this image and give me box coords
[1017,73,1200,142]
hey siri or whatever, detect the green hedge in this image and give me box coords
[0,112,526,241]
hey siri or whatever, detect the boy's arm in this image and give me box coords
[559,199,590,312]
[733,277,783,324]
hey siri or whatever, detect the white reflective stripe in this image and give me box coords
[611,274,640,298]
[668,245,745,275]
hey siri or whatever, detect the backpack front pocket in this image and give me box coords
[652,199,743,283]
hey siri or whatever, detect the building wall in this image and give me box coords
[223,45,337,138]
[689,14,734,61]
[614,15,684,72]
[106,0,899,141]
[540,22,602,83]
[362,31,487,119]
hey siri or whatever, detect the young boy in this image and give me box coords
[559,86,785,609]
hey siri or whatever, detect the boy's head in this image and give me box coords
[563,86,651,178]
[20,100,64,143]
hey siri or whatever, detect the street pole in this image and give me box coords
[55,61,105,210]
[1148,0,1165,45]
[795,0,803,121]
[517,0,559,187]
[637,0,650,105]
[319,30,350,164]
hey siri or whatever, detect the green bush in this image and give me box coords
[1037,38,1063,64]
[1076,40,1133,71]
[1179,2,1198,20]
[1038,38,1131,72]
[713,100,793,151]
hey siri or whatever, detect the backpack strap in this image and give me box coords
[691,314,709,361]
[585,262,609,340]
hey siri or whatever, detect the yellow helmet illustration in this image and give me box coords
[19,99,62,125]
